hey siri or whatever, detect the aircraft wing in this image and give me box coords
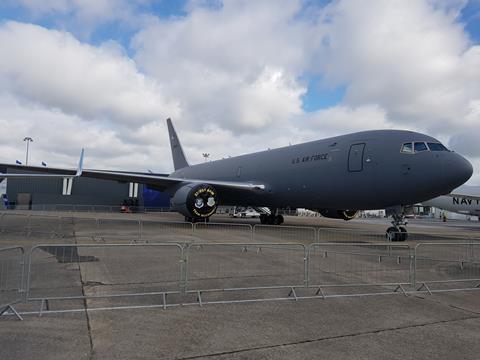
[0,149,85,178]
[0,161,265,192]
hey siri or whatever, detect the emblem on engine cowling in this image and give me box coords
[187,184,219,218]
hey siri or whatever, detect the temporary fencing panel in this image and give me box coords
[317,228,387,243]
[253,225,316,244]
[96,219,141,241]
[140,220,194,242]
[71,217,99,237]
[185,243,307,291]
[0,213,30,235]
[26,244,184,303]
[308,243,413,289]
[0,246,25,310]
[193,223,253,242]
[27,215,62,238]
[414,243,480,289]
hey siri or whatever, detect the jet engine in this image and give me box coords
[171,183,219,220]
[318,209,359,221]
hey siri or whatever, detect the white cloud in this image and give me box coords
[0,22,180,128]
[315,0,480,131]
[132,0,309,132]
[12,0,154,38]
[1,0,480,186]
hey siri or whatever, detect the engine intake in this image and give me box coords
[319,209,358,221]
[171,183,219,219]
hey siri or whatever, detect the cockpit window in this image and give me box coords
[414,142,428,152]
[401,142,413,153]
[427,142,449,151]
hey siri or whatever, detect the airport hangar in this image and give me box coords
[0,165,170,210]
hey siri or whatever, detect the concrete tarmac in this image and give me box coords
[1,211,480,359]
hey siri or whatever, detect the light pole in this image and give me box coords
[23,137,33,165]
[202,153,210,162]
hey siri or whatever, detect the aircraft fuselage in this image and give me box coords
[170,130,472,211]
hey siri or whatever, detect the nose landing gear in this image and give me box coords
[386,209,409,241]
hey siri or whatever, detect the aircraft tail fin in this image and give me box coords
[166,118,189,171]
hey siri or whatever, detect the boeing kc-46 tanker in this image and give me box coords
[0,119,473,241]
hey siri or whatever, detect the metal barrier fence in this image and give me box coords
[140,220,194,243]
[27,204,172,213]
[317,228,388,243]
[193,223,253,242]
[27,215,63,238]
[0,246,25,319]
[253,225,316,243]
[0,213,30,235]
[26,243,184,312]
[3,212,479,244]
[308,243,412,295]
[2,241,480,317]
[414,243,480,292]
[96,218,141,240]
[185,243,306,291]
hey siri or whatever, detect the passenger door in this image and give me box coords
[348,143,365,172]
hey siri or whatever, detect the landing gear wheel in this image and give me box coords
[386,226,408,242]
[386,226,398,241]
[386,207,409,242]
[274,215,284,225]
[398,226,408,241]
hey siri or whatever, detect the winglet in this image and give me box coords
[75,148,84,177]
[166,118,189,171]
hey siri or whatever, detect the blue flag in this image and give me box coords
[15,160,22,165]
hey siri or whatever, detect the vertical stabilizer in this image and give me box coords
[166,118,189,170]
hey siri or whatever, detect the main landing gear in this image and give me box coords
[259,209,284,225]
[385,207,409,242]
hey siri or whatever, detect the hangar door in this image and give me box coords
[348,143,365,172]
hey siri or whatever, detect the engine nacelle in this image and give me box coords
[171,183,219,219]
[319,209,359,221]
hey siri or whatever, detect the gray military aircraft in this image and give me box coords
[422,185,480,220]
[0,119,473,241]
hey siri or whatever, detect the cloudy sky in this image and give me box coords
[0,0,479,184]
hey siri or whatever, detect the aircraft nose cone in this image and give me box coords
[444,153,473,190]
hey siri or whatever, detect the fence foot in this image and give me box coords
[393,284,407,296]
[416,283,432,295]
[39,299,50,317]
[0,305,23,321]
[196,291,203,307]
[315,287,326,299]
[288,287,298,301]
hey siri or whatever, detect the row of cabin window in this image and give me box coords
[401,142,449,154]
